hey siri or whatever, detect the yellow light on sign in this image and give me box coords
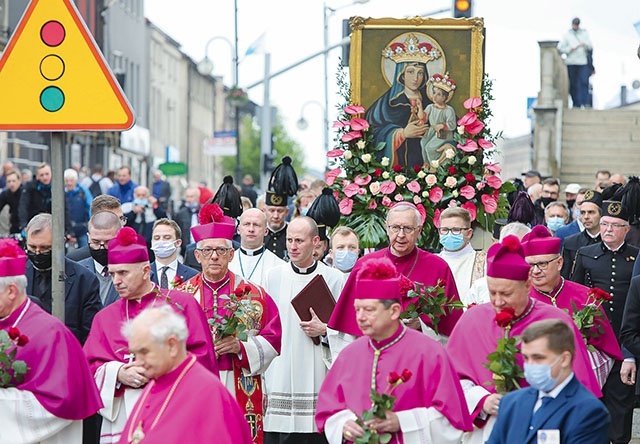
[455,0,470,11]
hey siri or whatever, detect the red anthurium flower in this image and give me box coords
[481,194,498,214]
[380,181,397,195]
[485,175,503,189]
[339,198,354,215]
[341,131,363,142]
[429,187,443,203]
[350,118,370,131]
[485,163,502,173]
[325,168,342,186]
[406,180,421,194]
[354,174,372,186]
[463,97,482,110]
[458,139,479,152]
[326,149,345,158]
[343,104,365,115]
[461,202,477,221]
[460,185,476,200]
[495,307,516,328]
[416,204,427,224]
[332,120,349,128]
[433,208,442,228]
[457,112,478,127]
[465,119,485,135]
[478,138,494,150]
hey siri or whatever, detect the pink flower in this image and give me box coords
[380,181,397,195]
[394,193,404,201]
[354,174,372,186]
[429,186,443,203]
[381,196,392,207]
[339,197,354,215]
[485,163,502,173]
[369,200,378,210]
[350,118,370,131]
[460,185,476,199]
[481,194,498,214]
[332,120,349,128]
[344,183,361,198]
[413,195,421,204]
[465,119,485,135]
[341,131,363,142]
[461,201,477,221]
[457,112,478,127]
[463,97,482,109]
[325,168,342,186]
[457,139,479,152]
[358,187,366,195]
[433,208,442,228]
[343,104,365,115]
[326,149,344,158]
[406,180,421,193]
[476,181,486,190]
[416,203,427,224]
[485,175,503,189]
[478,138,494,150]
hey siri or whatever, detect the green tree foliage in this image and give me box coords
[221,114,306,181]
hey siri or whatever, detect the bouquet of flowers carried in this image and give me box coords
[0,327,29,387]
[484,307,524,394]
[210,283,262,341]
[571,287,613,351]
[399,277,464,335]
[326,69,514,250]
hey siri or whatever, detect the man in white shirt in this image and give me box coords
[557,17,593,108]
[150,218,198,288]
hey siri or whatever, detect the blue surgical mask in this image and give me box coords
[524,356,562,392]
[439,233,465,251]
[185,202,198,210]
[546,216,566,232]
[333,250,358,272]
[134,198,148,207]
[151,240,178,259]
[572,206,580,221]
[300,207,309,216]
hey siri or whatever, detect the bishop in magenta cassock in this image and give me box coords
[445,235,602,444]
[328,202,462,357]
[118,306,252,444]
[316,257,472,444]
[0,238,103,443]
[83,227,217,444]
[522,225,622,387]
[177,203,282,443]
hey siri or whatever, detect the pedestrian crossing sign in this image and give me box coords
[0,0,135,131]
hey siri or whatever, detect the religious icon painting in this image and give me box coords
[348,16,485,167]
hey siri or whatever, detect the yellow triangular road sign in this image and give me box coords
[0,0,135,130]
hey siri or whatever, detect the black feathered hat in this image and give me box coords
[266,156,298,207]
[612,176,640,224]
[507,191,536,226]
[213,175,243,218]
[307,187,341,241]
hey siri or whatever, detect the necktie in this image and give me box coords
[160,266,169,289]
[102,266,109,278]
[531,396,553,427]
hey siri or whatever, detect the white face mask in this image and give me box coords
[333,250,358,272]
[151,240,178,258]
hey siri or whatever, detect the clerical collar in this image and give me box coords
[240,246,265,256]
[585,230,600,239]
[534,277,565,306]
[291,261,318,275]
[513,298,536,324]
[386,246,419,278]
[370,323,405,350]
[203,272,231,287]
[440,243,475,259]
[155,353,196,390]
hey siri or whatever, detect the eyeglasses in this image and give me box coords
[600,222,629,230]
[88,240,110,250]
[438,227,471,235]
[387,225,419,234]
[527,256,560,271]
[119,216,127,225]
[196,247,231,258]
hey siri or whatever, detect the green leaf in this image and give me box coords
[379,433,392,443]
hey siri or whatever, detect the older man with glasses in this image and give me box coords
[570,200,639,444]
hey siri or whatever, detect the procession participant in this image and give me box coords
[229,208,285,288]
[178,203,281,443]
[446,235,601,444]
[263,216,345,444]
[83,227,216,444]
[0,238,103,443]
[522,225,622,387]
[315,257,472,444]
[118,306,253,444]
[306,187,341,264]
[329,202,462,350]
[149,218,197,288]
[264,156,299,260]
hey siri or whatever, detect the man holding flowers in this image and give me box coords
[445,235,601,444]
[316,257,471,444]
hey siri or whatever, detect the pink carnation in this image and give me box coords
[326,149,345,158]
[485,175,503,189]
[406,180,421,194]
[481,194,498,214]
[478,138,494,150]
[463,97,482,109]
[325,167,342,186]
[379,181,397,195]
[460,185,476,200]
[461,202,477,221]
[350,118,370,131]
[341,131,363,142]
[354,174,372,186]
[457,139,478,152]
[339,197,354,215]
[343,105,365,115]
[429,186,443,203]
[343,183,361,198]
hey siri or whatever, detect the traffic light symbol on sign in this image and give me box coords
[0,0,134,131]
[453,0,473,18]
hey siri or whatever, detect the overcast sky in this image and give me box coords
[144,0,640,173]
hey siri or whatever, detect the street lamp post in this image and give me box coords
[297,100,325,131]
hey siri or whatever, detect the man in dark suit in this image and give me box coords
[149,218,197,288]
[487,319,610,444]
[174,187,201,257]
[24,213,102,345]
[560,189,602,278]
[77,211,121,307]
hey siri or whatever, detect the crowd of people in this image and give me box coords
[1,156,640,444]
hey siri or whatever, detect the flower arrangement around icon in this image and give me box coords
[210,284,262,341]
[354,369,413,444]
[227,85,249,106]
[484,307,524,395]
[399,277,464,335]
[326,70,514,250]
[571,287,612,352]
[0,327,29,387]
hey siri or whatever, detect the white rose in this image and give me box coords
[381,157,390,167]
[452,190,459,198]
[343,150,352,160]
[425,174,437,186]
[468,155,477,165]
[417,170,426,179]
[395,175,407,186]
[445,149,455,159]
[430,160,439,169]
[361,153,372,163]
[445,176,457,188]
[382,171,390,179]
[356,140,366,149]
[457,126,465,135]
[369,182,381,195]
[422,190,429,198]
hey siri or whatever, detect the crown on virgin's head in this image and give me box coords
[382,33,442,64]
[430,72,456,93]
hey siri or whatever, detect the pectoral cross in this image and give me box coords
[124,352,135,363]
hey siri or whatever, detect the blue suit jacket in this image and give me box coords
[486,376,609,444]
[150,261,198,287]
[554,220,581,245]
[77,257,120,307]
